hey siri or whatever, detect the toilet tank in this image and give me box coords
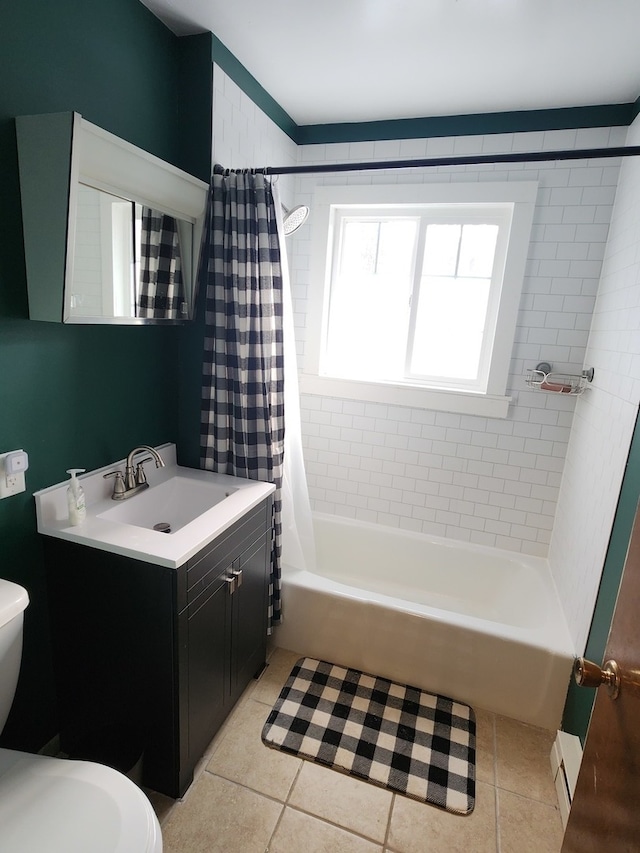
[0,580,29,734]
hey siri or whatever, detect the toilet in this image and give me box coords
[0,578,162,852]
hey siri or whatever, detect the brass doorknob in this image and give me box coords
[574,657,621,699]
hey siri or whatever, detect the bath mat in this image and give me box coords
[261,657,475,815]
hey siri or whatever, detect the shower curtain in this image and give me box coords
[271,182,316,574]
[200,168,286,627]
[137,207,186,319]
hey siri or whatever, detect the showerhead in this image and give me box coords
[282,204,309,236]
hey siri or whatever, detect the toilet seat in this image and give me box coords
[0,748,162,852]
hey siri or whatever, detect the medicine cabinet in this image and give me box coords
[15,112,208,324]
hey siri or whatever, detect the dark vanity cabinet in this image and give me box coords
[44,498,272,798]
[183,512,272,774]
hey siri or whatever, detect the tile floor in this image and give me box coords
[148,647,565,853]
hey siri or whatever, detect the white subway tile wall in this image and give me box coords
[212,66,298,202]
[549,116,640,651]
[211,64,640,651]
[289,128,625,560]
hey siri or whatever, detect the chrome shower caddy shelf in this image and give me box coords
[525,366,594,396]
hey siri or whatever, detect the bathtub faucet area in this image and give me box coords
[103,445,165,501]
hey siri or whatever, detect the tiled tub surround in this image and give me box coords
[155,647,565,853]
[288,126,626,559]
[548,115,640,652]
[275,514,574,730]
[212,64,640,666]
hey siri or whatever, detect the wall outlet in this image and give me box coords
[0,450,27,499]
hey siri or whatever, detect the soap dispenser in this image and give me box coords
[66,469,86,525]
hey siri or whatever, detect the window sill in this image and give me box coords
[299,374,511,418]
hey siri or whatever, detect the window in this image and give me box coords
[303,182,537,418]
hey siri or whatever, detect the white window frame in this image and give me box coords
[302,181,538,419]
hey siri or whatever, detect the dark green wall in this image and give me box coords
[178,33,217,183]
[176,33,215,469]
[295,104,636,146]
[0,1,210,750]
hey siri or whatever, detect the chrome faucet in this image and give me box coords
[104,445,165,501]
[124,445,165,488]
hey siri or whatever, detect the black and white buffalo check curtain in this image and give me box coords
[200,168,284,627]
[137,207,186,319]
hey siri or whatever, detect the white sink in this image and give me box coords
[33,444,275,568]
[97,476,238,534]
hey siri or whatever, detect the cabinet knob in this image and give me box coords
[225,575,237,595]
[232,568,243,588]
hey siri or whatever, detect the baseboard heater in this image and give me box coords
[550,730,583,828]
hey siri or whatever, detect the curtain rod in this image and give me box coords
[263,145,640,176]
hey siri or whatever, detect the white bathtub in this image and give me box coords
[274,513,575,730]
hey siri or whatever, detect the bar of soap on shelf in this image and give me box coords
[540,380,572,393]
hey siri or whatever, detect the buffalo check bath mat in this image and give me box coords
[261,657,476,815]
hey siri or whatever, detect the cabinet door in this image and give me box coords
[187,574,229,766]
[229,532,270,706]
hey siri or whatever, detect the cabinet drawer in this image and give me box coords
[187,569,228,620]
[181,498,271,610]
[237,531,269,571]
[186,526,268,607]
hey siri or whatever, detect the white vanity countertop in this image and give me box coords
[33,444,275,568]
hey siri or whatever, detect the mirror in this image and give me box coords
[69,185,191,322]
[15,112,208,324]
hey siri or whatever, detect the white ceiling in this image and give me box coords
[139,0,640,127]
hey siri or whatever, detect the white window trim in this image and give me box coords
[301,181,538,419]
